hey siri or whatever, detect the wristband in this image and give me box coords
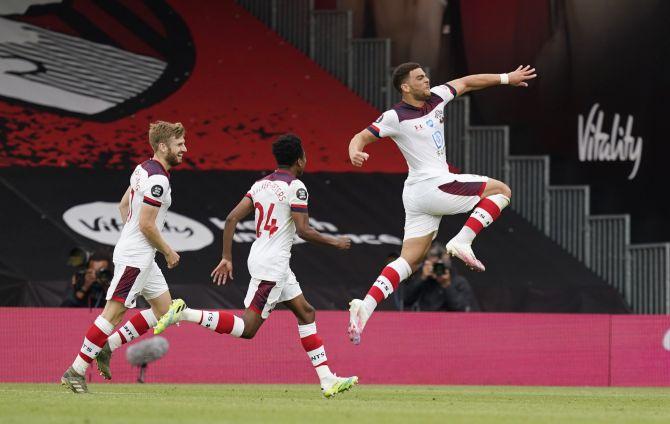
[499,73,509,85]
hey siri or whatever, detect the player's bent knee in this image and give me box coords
[240,324,255,339]
[302,306,316,325]
[241,325,259,339]
[240,313,262,339]
[304,302,315,316]
[483,179,511,199]
[502,183,512,199]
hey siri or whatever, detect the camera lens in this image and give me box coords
[433,261,445,276]
[96,268,113,285]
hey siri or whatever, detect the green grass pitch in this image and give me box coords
[1,384,669,423]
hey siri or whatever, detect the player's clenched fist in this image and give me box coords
[165,249,180,269]
[350,151,369,167]
[335,236,352,250]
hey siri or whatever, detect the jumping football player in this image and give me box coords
[347,63,537,344]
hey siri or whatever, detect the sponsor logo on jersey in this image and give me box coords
[151,185,164,197]
[435,109,444,123]
[63,202,214,251]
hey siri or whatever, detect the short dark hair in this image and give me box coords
[89,250,111,264]
[272,133,304,167]
[86,249,112,267]
[392,62,422,92]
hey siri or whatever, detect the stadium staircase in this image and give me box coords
[237,0,670,313]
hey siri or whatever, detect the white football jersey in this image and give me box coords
[245,170,309,282]
[367,84,457,184]
[113,159,172,268]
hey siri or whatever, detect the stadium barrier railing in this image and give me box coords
[589,215,632,303]
[351,38,391,111]
[275,0,313,54]
[237,0,313,54]
[310,10,352,87]
[630,243,670,314]
[508,156,550,235]
[548,186,591,265]
[467,126,509,182]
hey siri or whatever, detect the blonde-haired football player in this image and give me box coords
[61,121,187,393]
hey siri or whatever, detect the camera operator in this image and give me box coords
[61,251,113,308]
[401,243,480,312]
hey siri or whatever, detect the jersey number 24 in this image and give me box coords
[254,202,279,237]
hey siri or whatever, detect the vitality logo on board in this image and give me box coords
[63,202,214,252]
[578,103,643,180]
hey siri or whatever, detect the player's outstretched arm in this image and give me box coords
[448,65,537,96]
[348,129,377,167]
[211,197,253,285]
[292,211,351,250]
[139,203,180,269]
[119,186,131,223]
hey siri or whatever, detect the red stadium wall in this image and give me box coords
[1,308,669,386]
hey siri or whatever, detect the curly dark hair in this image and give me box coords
[272,133,304,167]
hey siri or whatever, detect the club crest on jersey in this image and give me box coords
[426,119,434,128]
[151,185,164,197]
[296,188,308,201]
[435,109,444,124]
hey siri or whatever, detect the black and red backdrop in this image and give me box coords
[0,0,637,312]
[455,0,670,243]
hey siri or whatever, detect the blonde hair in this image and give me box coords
[148,121,185,152]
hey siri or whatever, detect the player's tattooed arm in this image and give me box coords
[139,203,180,269]
[348,129,376,167]
[448,65,537,95]
[119,186,131,223]
[212,197,254,285]
[293,211,351,250]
